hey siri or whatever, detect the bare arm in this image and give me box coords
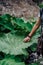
[29,17,41,37]
[24,18,41,42]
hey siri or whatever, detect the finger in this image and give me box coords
[23,39,28,42]
[24,38,30,42]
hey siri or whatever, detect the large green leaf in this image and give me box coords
[0,14,40,55]
[0,15,14,31]
[0,30,40,55]
[12,17,35,32]
[0,55,25,65]
[0,14,35,33]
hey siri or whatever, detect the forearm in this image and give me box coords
[29,18,41,37]
[29,23,39,37]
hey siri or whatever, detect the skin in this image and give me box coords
[24,17,41,42]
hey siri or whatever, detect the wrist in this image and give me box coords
[28,34,32,38]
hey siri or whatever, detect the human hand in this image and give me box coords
[23,36,31,42]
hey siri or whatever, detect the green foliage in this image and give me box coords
[0,55,25,65]
[39,3,43,8]
[0,30,40,55]
[0,14,35,33]
[0,14,40,65]
[0,14,14,31]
